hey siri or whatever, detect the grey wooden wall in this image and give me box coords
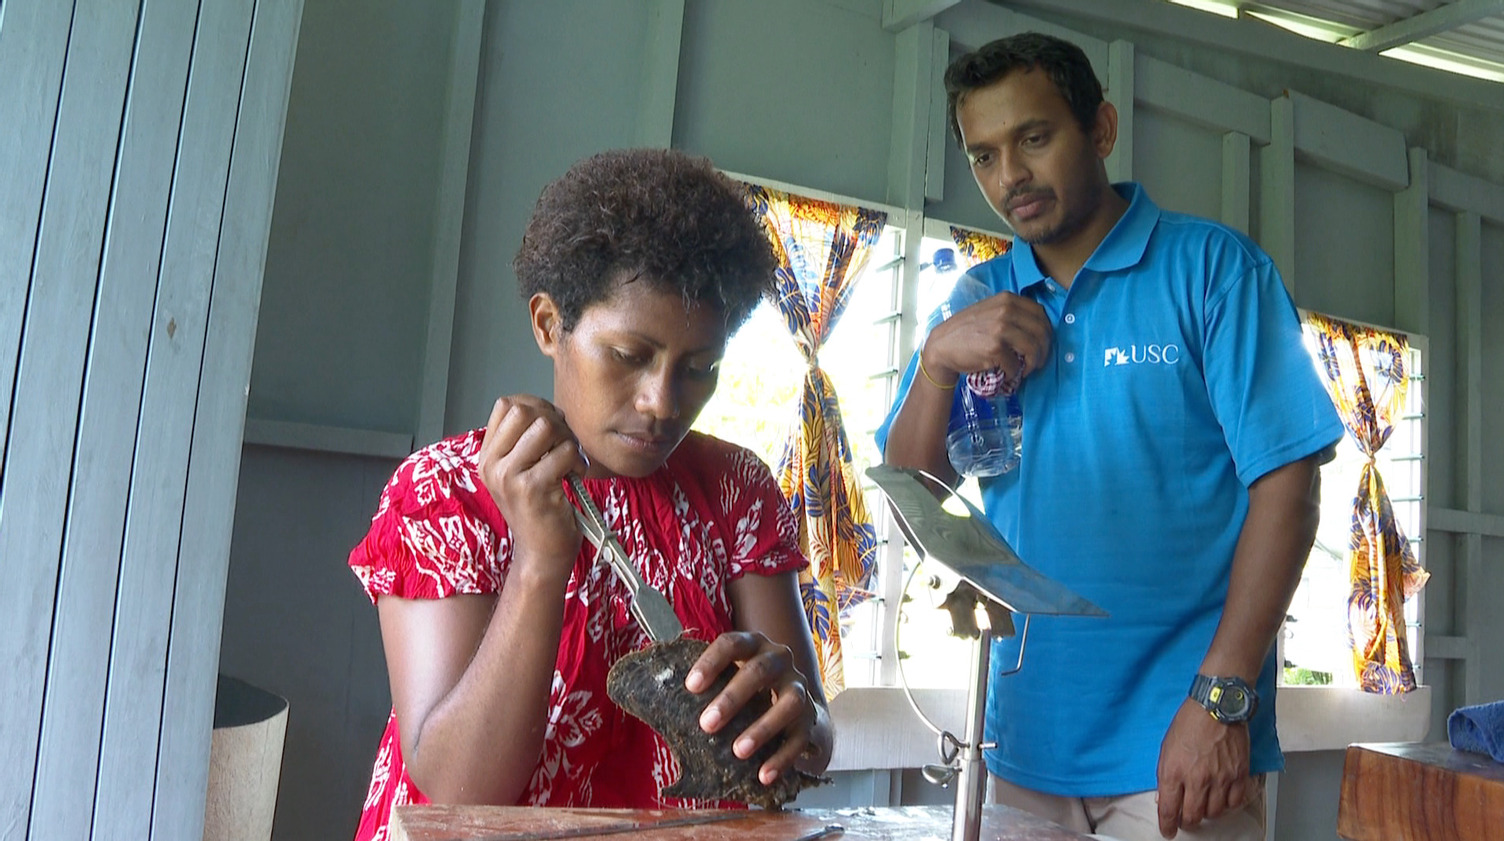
[218,1,1504,839]
[0,1,303,838]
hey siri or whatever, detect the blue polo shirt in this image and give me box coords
[877,184,1343,796]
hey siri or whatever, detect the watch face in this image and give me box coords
[1211,683,1252,719]
[1191,675,1258,723]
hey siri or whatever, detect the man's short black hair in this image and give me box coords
[515,148,776,332]
[944,32,1104,146]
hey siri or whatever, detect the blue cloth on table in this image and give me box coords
[1447,700,1504,762]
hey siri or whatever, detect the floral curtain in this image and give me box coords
[950,225,1012,267]
[1304,312,1429,693]
[744,184,884,696]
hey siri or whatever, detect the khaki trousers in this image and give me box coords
[990,774,1267,841]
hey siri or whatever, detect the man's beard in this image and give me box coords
[1006,187,1096,246]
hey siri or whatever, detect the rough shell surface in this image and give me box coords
[605,636,829,809]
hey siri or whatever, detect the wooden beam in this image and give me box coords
[1135,53,1270,144]
[1288,90,1409,191]
[417,0,485,448]
[1462,532,1486,702]
[1457,213,1482,517]
[1455,210,1485,704]
[243,418,415,460]
[1105,40,1133,183]
[1393,148,1429,336]
[1221,131,1251,235]
[938,1,1109,72]
[925,26,949,203]
[1429,161,1504,224]
[1425,635,1469,660]
[1258,95,1296,295]
[1430,506,1504,537]
[883,0,960,32]
[1339,0,1504,52]
[886,20,936,209]
[635,0,684,146]
[998,0,1502,111]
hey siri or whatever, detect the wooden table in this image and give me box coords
[390,804,1095,840]
[1338,742,1504,840]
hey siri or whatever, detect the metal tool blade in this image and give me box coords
[864,465,1107,617]
[567,475,684,641]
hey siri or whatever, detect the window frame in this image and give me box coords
[1277,312,1431,751]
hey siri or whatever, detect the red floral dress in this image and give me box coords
[347,428,806,841]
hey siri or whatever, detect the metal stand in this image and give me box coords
[951,627,991,841]
[864,465,1106,841]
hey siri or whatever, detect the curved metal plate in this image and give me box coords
[865,465,1107,618]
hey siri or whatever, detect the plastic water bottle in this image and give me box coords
[928,274,1022,478]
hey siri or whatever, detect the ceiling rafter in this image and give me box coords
[1338,0,1504,52]
[883,0,962,31]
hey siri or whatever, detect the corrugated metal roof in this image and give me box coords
[1265,0,1443,30]
[1426,15,1504,64]
[1232,0,1504,80]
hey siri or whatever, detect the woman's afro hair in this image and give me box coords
[514,148,777,331]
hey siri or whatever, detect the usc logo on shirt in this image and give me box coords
[1103,344,1182,366]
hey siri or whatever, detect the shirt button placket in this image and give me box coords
[1061,311,1078,364]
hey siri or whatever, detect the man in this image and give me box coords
[877,33,1344,841]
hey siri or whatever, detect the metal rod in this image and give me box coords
[952,627,992,841]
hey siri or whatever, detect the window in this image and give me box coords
[696,207,1006,691]
[1283,321,1427,689]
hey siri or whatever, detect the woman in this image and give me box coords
[348,148,833,840]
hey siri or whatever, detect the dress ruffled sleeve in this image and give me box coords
[715,444,807,580]
[348,430,510,602]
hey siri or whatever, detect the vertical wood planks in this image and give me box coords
[152,1,304,836]
[0,0,139,833]
[28,0,199,837]
[0,0,74,461]
[0,0,300,836]
[91,0,255,836]
[1455,211,1484,704]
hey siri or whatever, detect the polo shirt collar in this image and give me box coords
[1009,182,1159,292]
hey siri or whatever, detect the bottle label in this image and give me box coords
[963,351,1024,398]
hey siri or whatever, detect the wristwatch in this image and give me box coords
[1188,674,1259,724]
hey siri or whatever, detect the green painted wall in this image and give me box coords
[447,0,660,431]
[251,0,453,433]
[673,0,896,206]
[224,2,1504,838]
